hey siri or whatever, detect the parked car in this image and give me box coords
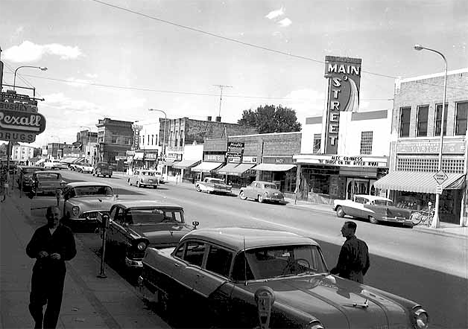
[75,163,94,173]
[44,160,68,170]
[60,182,118,230]
[17,166,45,191]
[239,180,285,204]
[104,200,199,269]
[138,227,429,329]
[93,162,113,178]
[333,194,414,227]
[195,177,232,194]
[30,171,67,196]
[154,170,166,184]
[127,169,159,189]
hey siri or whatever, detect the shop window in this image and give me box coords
[313,134,321,153]
[455,101,468,135]
[399,107,411,137]
[360,131,373,155]
[416,105,429,137]
[435,103,448,136]
[111,136,118,144]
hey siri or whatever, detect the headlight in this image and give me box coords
[136,241,147,251]
[306,320,324,329]
[72,206,80,216]
[413,307,429,329]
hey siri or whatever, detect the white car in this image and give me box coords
[44,160,68,170]
[76,163,94,173]
[195,177,232,194]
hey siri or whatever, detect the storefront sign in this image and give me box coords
[204,154,225,162]
[227,142,244,157]
[0,100,38,113]
[242,156,257,164]
[294,154,387,167]
[396,141,465,154]
[0,130,36,143]
[323,56,362,154]
[0,108,46,133]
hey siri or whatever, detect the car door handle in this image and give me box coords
[174,263,180,267]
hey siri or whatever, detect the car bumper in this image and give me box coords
[265,196,285,202]
[125,257,143,268]
[381,216,413,226]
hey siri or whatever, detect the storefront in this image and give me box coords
[216,158,257,188]
[255,156,297,193]
[172,159,201,183]
[191,161,223,181]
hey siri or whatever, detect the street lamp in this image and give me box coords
[414,44,448,228]
[148,109,167,160]
[13,65,48,90]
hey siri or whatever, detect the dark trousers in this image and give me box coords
[29,267,66,329]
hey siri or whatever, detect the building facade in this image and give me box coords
[96,118,133,168]
[11,143,35,164]
[374,68,468,226]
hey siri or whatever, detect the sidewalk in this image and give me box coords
[0,189,171,329]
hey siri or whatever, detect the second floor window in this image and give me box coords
[400,107,411,137]
[435,103,448,136]
[360,131,373,155]
[313,134,321,153]
[417,105,429,137]
[455,101,468,135]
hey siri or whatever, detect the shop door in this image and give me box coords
[346,178,369,200]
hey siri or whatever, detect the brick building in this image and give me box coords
[96,118,133,168]
[374,68,468,225]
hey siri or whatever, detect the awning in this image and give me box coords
[228,163,256,176]
[373,171,466,193]
[191,162,223,173]
[216,163,240,175]
[161,159,177,166]
[173,159,201,169]
[253,163,296,172]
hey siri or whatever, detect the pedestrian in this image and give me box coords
[26,206,77,329]
[330,221,370,284]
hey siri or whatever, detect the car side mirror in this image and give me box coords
[192,221,199,229]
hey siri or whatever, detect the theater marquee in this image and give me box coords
[323,56,362,154]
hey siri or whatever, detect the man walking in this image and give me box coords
[26,206,76,329]
[330,221,370,284]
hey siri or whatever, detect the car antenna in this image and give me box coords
[244,236,248,286]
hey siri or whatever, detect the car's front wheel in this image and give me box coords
[239,191,247,200]
[369,216,379,224]
[336,206,345,218]
[258,194,265,203]
[196,185,201,192]
[136,182,141,188]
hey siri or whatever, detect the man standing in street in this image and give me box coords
[26,206,76,329]
[330,221,370,284]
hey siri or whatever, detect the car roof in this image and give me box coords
[182,227,318,251]
[35,170,61,174]
[354,194,392,202]
[111,200,183,209]
[18,166,44,170]
[66,182,112,188]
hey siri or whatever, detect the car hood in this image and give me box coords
[127,224,192,245]
[241,275,412,328]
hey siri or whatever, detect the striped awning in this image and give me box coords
[373,171,466,193]
[216,163,240,175]
[191,162,223,173]
[228,163,256,176]
[172,159,201,169]
[253,163,296,172]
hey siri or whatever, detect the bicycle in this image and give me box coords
[410,207,435,226]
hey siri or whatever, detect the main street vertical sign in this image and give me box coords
[323,56,362,154]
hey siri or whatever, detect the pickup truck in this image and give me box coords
[195,177,232,194]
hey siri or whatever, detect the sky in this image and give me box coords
[1,0,467,147]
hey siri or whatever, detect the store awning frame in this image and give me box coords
[172,159,201,169]
[373,171,466,193]
[253,163,296,172]
[191,162,223,173]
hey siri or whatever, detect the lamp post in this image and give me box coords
[414,44,448,228]
[13,65,48,90]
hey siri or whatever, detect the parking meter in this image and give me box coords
[55,188,62,207]
[255,286,275,329]
[97,212,110,278]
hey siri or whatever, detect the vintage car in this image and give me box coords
[30,171,67,196]
[333,195,414,227]
[44,160,68,170]
[138,227,429,329]
[195,177,232,194]
[154,170,166,184]
[239,180,285,204]
[17,166,45,191]
[75,163,94,173]
[60,182,118,229]
[104,200,199,269]
[92,162,113,178]
[127,169,159,188]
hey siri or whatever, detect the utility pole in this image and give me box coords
[214,85,233,118]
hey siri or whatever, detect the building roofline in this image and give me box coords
[229,131,301,138]
[398,68,468,83]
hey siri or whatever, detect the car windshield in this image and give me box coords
[74,186,113,197]
[210,179,224,184]
[36,173,60,180]
[263,183,277,189]
[234,245,328,281]
[24,168,42,174]
[126,208,184,225]
[141,171,156,176]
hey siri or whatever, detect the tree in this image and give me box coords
[237,105,301,134]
